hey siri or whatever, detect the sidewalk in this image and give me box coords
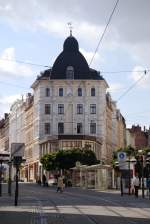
[95,188,150,199]
[0,184,35,224]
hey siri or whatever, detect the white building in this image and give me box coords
[9,99,26,147]
[31,34,111,168]
[6,34,126,183]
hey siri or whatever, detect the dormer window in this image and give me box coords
[66,66,74,79]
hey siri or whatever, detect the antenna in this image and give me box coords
[67,22,73,36]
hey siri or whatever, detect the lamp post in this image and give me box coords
[0,160,2,197]
[141,156,145,198]
[138,150,145,198]
[8,160,12,196]
[126,157,131,195]
[13,156,26,206]
[146,153,150,199]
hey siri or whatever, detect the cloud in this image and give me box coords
[0,47,33,78]
[0,94,21,117]
[108,83,124,93]
[80,48,104,69]
[0,0,150,66]
[131,66,150,88]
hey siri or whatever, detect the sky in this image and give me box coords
[0,0,150,128]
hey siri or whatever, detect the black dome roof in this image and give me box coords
[51,35,103,80]
[63,36,79,52]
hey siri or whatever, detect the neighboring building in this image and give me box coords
[0,113,9,180]
[0,113,9,153]
[111,101,126,150]
[106,93,113,163]
[126,129,135,148]
[128,125,150,149]
[9,99,26,148]
[23,93,37,182]
[116,109,126,149]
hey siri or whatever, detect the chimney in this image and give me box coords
[4,113,8,119]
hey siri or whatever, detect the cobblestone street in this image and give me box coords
[0,183,150,224]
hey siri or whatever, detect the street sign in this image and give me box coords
[11,143,25,157]
[118,152,126,162]
[76,161,81,167]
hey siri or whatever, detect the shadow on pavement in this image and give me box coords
[0,210,150,224]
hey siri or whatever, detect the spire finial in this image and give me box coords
[68,22,73,36]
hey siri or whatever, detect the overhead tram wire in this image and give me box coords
[117,70,147,102]
[100,69,150,75]
[89,0,120,66]
[0,58,49,68]
[1,57,150,75]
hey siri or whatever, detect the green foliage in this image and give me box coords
[81,149,98,165]
[112,146,150,177]
[40,153,57,171]
[40,148,99,171]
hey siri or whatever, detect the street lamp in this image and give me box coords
[146,153,150,199]
[138,150,145,198]
[13,156,26,206]
[126,157,131,195]
[7,160,12,196]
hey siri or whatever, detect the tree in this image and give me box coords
[40,148,99,171]
[40,153,57,171]
[81,149,98,165]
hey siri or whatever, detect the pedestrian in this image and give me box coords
[57,175,64,193]
[42,174,47,187]
[146,175,150,199]
[133,174,140,198]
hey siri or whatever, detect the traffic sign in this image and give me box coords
[117,152,126,162]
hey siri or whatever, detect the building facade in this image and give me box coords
[2,34,126,183]
[127,125,150,149]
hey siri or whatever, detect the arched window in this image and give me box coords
[66,66,74,79]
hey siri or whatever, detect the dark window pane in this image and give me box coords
[59,88,63,96]
[45,88,50,97]
[58,123,64,134]
[78,88,82,96]
[77,104,83,114]
[58,104,64,114]
[90,104,96,114]
[90,123,96,134]
[91,88,95,96]
[45,123,50,134]
[77,123,82,134]
[45,104,51,114]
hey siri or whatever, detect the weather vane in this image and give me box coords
[68,22,73,36]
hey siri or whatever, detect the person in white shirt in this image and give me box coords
[133,174,140,197]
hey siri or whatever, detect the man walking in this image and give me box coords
[133,174,139,198]
[57,175,64,193]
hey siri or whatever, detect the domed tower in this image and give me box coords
[32,33,108,169]
[50,35,102,80]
